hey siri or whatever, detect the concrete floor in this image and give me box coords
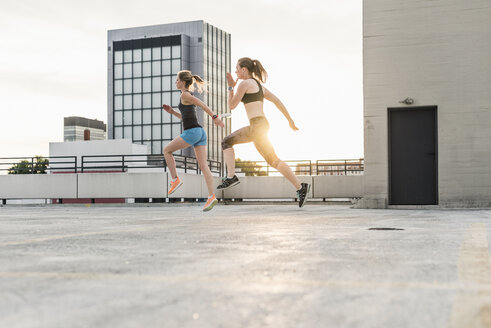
[0,204,490,328]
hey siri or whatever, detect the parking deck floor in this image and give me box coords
[1,204,491,328]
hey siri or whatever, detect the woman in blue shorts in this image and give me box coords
[162,70,224,211]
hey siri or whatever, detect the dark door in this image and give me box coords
[388,106,438,205]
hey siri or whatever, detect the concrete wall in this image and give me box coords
[0,173,361,200]
[361,0,491,208]
[0,174,77,199]
[313,176,364,198]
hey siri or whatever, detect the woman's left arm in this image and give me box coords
[182,92,224,128]
[263,86,299,131]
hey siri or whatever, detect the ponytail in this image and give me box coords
[177,70,208,94]
[238,57,268,83]
[192,74,207,94]
[252,60,267,83]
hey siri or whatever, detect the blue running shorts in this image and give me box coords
[180,127,207,146]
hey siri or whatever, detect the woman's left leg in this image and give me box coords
[254,136,302,190]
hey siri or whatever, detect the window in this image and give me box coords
[114,127,122,139]
[133,79,142,93]
[133,126,142,141]
[123,126,132,139]
[143,110,151,124]
[152,125,161,139]
[162,60,171,75]
[152,108,161,123]
[114,111,123,125]
[162,124,171,139]
[133,110,142,124]
[123,63,132,78]
[123,95,132,110]
[143,125,151,140]
[172,45,181,58]
[133,49,142,62]
[143,48,151,61]
[124,50,132,62]
[114,51,123,64]
[162,76,171,91]
[152,77,161,92]
[171,59,180,74]
[143,62,151,77]
[123,111,132,125]
[133,63,141,77]
[162,46,171,59]
[114,64,123,79]
[152,47,161,60]
[143,94,151,108]
[114,96,123,110]
[152,93,161,108]
[123,79,132,94]
[152,61,161,76]
[114,80,123,95]
[142,78,151,93]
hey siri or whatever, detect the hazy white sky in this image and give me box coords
[0,0,363,161]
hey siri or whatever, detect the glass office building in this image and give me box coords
[107,21,231,163]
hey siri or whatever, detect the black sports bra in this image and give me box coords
[241,79,264,104]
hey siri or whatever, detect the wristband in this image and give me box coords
[228,86,233,91]
[212,114,218,120]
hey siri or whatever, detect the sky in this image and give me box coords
[0,0,363,162]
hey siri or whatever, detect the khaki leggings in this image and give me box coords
[221,116,279,165]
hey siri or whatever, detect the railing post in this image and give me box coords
[184,156,187,173]
[122,155,125,172]
[31,157,34,174]
[74,156,77,173]
[345,160,347,175]
[81,156,84,173]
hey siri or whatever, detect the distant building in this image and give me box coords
[64,117,107,142]
[107,20,231,163]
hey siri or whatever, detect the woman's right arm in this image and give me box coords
[162,104,181,120]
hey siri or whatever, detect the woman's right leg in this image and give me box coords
[163,137,190,179]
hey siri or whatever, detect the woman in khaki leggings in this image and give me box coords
[217,57,310,207]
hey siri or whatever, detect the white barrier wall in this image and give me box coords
[169,173,224,198]
[222,176,313,199]
[0,174,77,199]
[0,173,363,200]
[78,173,167,198]
[313,176,364,198]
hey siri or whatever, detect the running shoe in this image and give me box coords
[168,177,183,195]
[203,194,218,211]
[216,175,240,190]
[297,182,311,208]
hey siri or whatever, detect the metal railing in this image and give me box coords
[316,159,364,175]
[80,154,222,175]
[233,159,364,176]
[0,154,222,175]
[1,155,362,176]
[0,156,77,174]
[234,160,313,176]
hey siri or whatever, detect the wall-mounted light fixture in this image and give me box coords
[399,97,414,105]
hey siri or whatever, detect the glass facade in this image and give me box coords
[203,23,232,164]
[113,37,183,156]
[109,23,231,166]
